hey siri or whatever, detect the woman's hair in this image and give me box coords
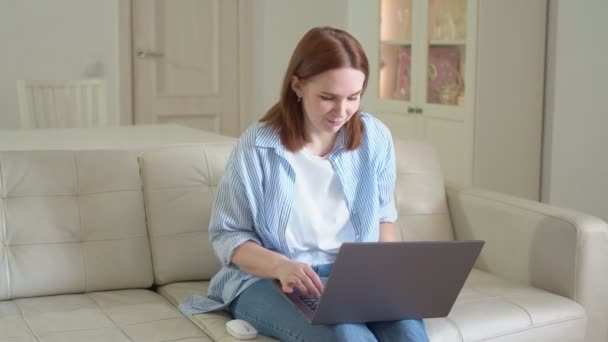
[260,26,369,151]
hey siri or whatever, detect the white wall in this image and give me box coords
[543,0,608,221]
[0,0,350,130]
[246,0,348,123]
[0,0,119,129]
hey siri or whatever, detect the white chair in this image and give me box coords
[17,79,111,129]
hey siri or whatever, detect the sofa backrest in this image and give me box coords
[394,139,454,241]
[0,150,153,300]
[140,142,236,285]
[140,139,453,284]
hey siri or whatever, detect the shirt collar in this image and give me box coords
[254,121,346,156]
[254,122,282,150]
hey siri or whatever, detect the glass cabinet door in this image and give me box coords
[379,0,413,101]
[426,0,467,107]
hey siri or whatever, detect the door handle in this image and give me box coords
[136,49,165,59]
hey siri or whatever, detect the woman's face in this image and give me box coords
[291,67,365,136]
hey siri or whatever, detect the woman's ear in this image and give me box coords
[291,76,302,98]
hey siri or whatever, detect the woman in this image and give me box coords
[180,26,429,341]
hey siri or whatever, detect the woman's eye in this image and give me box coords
[319,95,359,101]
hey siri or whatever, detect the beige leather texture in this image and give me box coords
[140,142,236,285]
[427,269,586,341]
[146,141,599,341]
[0,124,234,151]
[158,282,277,342]
[394,139,454,241]
[446,184,608,342]
[0,151,153,300]
[0,289,210,341]
[1,138,605,341]
[157,269,585,342]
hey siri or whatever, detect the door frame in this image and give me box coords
[117,0,132,125]
[117,0,255,131]
[237,0,258,130]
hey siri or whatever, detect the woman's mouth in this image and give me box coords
[326,118,343,127]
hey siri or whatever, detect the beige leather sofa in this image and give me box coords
[1,140,606,342]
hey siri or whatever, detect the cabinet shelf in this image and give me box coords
[429,40,466,46]
[380,39,412,46]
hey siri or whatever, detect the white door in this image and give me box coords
[132,0,240,136]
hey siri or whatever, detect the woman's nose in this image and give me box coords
[333,100,347,115]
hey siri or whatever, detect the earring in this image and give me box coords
[297,96,302,102]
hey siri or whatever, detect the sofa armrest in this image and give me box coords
[445,183,608,342]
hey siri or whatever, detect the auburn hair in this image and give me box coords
[259,26,369,151]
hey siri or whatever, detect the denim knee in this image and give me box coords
[368,319,429,342]
[321,323,377,342]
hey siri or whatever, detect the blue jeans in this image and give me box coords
[229,264,429,342]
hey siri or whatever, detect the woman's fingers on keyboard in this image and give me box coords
[304,267,324,296]
[294,278,310,296]
[277,261,322,297]
[300,275,321,298]
[301,269,323,297]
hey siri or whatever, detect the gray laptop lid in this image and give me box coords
[311,240,484,325]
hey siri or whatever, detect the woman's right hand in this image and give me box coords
[274,260,324,298]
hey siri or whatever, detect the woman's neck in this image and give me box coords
[305,132,337,157]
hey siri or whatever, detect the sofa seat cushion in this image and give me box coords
[159,269,586,342]
[427,269,586,341]
[158,282,278,342]
[0,289,211,342]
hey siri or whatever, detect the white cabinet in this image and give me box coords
[378,0,470,116]
[348,0,547,199]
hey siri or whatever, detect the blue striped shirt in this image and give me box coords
[179,112,397,315]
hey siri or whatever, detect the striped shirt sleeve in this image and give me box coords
[208,150,262,266]
[377,124,398,223]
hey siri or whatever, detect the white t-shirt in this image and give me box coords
[284,148,356,264]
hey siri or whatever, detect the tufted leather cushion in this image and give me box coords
[0,289,210,341]
[394,139,454,241]
[0,151,153,300]
[157,269,585,342]
[138,139,593,341]
[140,139,452,285]
[140,142,237,285]
[158,282,277,342]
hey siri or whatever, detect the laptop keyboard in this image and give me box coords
[298,295,320,311]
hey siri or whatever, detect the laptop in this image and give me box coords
[274,240,484,325]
